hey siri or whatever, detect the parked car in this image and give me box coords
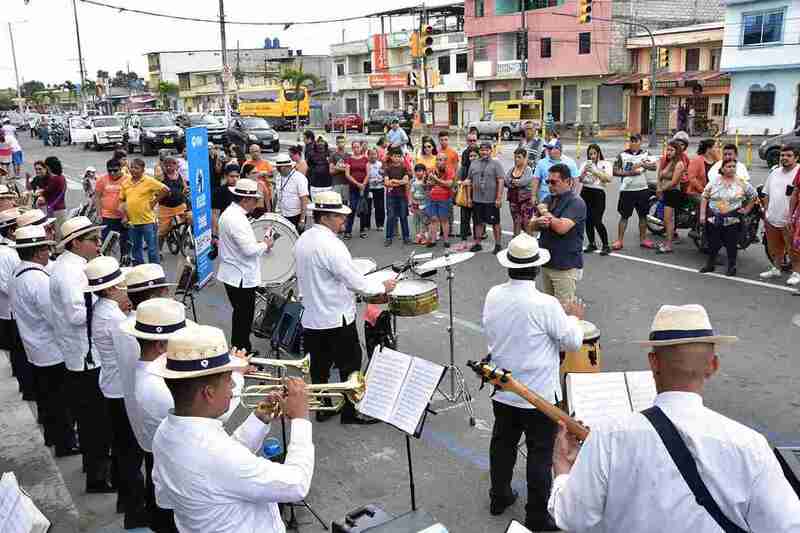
[123,113,185,155]
[68,115,125,150]
[176,113,228,145]
[365,110,396,134]
[759,126,800,168]
[325,113,364,133]
[227,116,280,153]
[466,99,543,140]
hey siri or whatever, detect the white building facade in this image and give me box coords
[428,32,481,127]
[720,0,800,135]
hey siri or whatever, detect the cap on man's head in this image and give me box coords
[630,133,642,142]
[480,141,493,149]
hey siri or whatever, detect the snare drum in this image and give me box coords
[363,269,397,304]
[353,257,377,276]
[560,320,602,375]
[251,213,299,288]
[388,280,439,317]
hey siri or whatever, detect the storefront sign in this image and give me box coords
[369,73,408,88]
[372,34,388,72]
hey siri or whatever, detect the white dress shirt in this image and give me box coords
[114,324,143,442]
[276,170,309,218]
[0,242,21,320]
[482,280,582,408]
[9,261,64,367]
[92,297,127,399]
[217,202,269,288]
[50,250,98,371]
[295,224,385,330]
[548,391,800,533]
[134,362,244,453]
[708,160,750,183]
[153,413,314,533]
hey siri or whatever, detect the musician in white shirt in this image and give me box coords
[274,154,309,232]
[482,232,584,531]
[217,178,273,353]
[9,224,78,456]
[51,216,116,493]
[295,190,395,424]
[151,325,314,533]
[549,304,800,532]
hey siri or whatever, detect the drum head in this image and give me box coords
[392,279,436,296]
[251,213,299,287]
[353,258,377,276]
[365,269,397,284]
[580,320,600,341]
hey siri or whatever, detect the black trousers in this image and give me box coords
[705,221,740,268]
[107,397,145,515]
[223,282,256,352]
[33,362,72,450]
[65,367,112,484]
[581,187,609,248]
[459,206,473,239]
[490,401,556,525]
[5,319,36,398]
[367,188,386,229]
[144,452,179,533]
[304,320,362,420]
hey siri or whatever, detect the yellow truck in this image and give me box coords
[237,86,310,130]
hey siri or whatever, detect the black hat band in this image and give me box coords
[316,202,344,210]
[127,277,167,291]
[88,269,123,287]
[135,320,186,335]
[649,329,714,341]
[508,253,540,265]
[166,351,230,372]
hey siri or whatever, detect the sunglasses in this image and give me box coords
[546,179,561,185]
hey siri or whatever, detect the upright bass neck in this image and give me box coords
[467,360,589,441]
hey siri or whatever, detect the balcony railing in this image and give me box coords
[336,73,371,91]
[496,60,527,77]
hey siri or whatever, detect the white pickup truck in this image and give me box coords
[69,115,125,150]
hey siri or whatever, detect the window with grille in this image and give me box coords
[525,0,563,9]
[742,9,785,46]
[747,84,776,115]
[685,49,700,71]
[710,48,722,71]
[578,32,591,55]
[541,38,552,58]
[336,63,345,76]
[438,55,451,75]
[475,0,485,17]
[456,53,468,73]
[363,61,372,74]
[473,36,490,61]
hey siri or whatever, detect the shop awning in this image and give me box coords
[604,71,729,85]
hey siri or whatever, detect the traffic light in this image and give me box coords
[421,25,434,57]
[577,0,592,24]
[409,31,421,58]
[658,48,670,69]
[408,71,419,87]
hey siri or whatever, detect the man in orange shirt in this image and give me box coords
[96,159,130,258]
[247,144,274,212]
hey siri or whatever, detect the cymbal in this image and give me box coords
[416,252,475,272]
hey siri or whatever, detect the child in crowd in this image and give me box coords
[383,147,411,246]
[366,147,385,233]
[411,163,432,245]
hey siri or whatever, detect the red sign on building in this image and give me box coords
[372,34,388,72]
[369,73,408,88]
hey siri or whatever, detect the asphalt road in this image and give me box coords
[4,133,799,533]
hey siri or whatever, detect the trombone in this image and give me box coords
[237,371,367,413]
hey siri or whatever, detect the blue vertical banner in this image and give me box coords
[186,127,214,288]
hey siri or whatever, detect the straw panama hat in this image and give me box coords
[229,177,262,198]
[16,208,55,228]
[635,304,738,347]
[84,256,128,293]
[124,264,175,293]
[0,207,22,229]
[496,232,550,269]
[273,154,295,168]
[147,324,248,379]
[119,297,195,341]
[58,216,102,250]
[308,190,351,215]
[11,225,55,249]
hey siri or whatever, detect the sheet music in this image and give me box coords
[357,348,411,422]
[391,357,445,435]
[565,372,632,429]
[625,371,657,412]
[505,520,534,533]
[0,472,33,533]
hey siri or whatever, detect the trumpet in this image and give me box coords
[249,354,310,376]
[237,371,367,413]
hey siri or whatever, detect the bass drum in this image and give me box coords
[251,213,300,288]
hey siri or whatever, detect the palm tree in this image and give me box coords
[279,66,319,133]
[158,81,179,110]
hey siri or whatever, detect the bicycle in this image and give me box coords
[165,213,194,257]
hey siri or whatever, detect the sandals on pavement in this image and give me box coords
[656,244,673,254]
[611,240,624,251]
[640,239,656,249]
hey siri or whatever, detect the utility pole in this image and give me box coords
[421,5,429,125]
[71,0,87,112]
[520,6,527,97]
[218,0,230,123]
[8,22,22,112]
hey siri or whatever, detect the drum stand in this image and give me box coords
[434,262,476,427]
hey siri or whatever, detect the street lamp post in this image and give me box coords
[7,22,23,113]
[70,0,87,112]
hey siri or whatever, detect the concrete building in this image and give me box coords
[605,23,729,135]
[428,31,481,127]
[464,0,724,131]
[720,0,800,135]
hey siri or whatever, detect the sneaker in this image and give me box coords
[360,231,368,239]
[443,241,450,248]
[787,272,800,286]
[469,243,483,252]
[759,267,781,279]
[584,244,598,253]
[343,233,352,240]
[384,239,392,247]
[600,246,611,256]
[376,226,384,232]
[403,239,413,245]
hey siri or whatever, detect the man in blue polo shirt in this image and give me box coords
[533,141,578,203]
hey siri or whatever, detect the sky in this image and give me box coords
[1,0,436,89]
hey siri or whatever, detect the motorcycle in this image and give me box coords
[646,184,762,252]
[48,122,64,147]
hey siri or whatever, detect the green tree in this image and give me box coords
[279,66,319,133]
[96,69,109,79]
[0,91,15,111]
[158,81,179,109]
[21,80,45,98]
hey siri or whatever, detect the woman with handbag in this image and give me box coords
[505,147,535,237]
[456,147,479,241]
